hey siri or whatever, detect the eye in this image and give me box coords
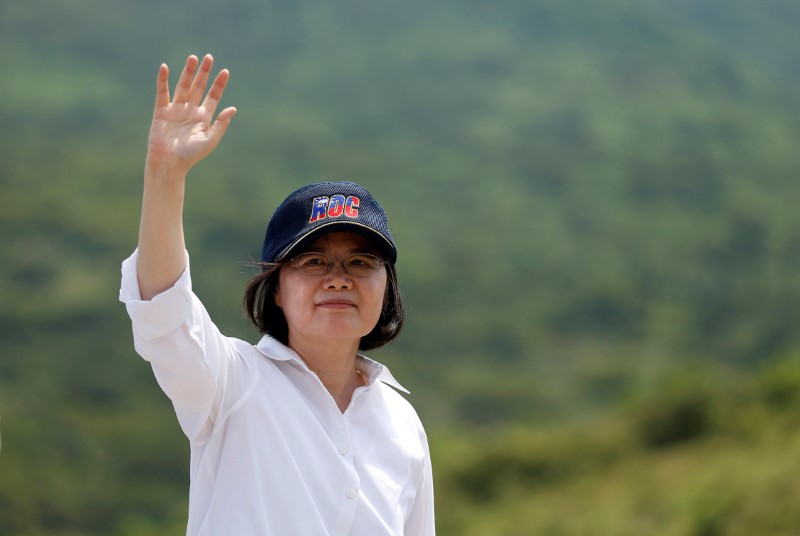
[296,253,328,268]
[348,254,381,270]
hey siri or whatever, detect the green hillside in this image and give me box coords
[2,0,800,533]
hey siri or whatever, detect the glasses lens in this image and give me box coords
[294,253,329,275]
[345,254,382,275]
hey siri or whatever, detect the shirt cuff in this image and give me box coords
[119,249,194,341]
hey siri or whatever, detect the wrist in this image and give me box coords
[144,158,190,186]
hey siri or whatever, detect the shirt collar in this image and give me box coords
[255,335,410,394]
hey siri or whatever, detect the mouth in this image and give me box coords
[316,299,356,309]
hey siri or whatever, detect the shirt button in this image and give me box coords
[346,488,357,499]
[339,447,349,456]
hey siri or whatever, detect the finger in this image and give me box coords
[189,54,214,106]
[154,63,170,109]
[173,55,199,104]
[201,69,231,116]
[216,106,237,124]
[207,106,237,144]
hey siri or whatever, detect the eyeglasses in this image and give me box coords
[290,252,387,277]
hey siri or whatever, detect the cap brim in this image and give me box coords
[275,221,397,263]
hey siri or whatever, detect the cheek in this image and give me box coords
[366,277,389,315]
[275,271,305,315]
[274,273,287,309]
[275,277,298,315]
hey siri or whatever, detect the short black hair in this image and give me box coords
[243,260,404,351]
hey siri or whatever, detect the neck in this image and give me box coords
[288,335,365,412]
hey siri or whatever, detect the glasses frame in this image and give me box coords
[289,251,388,277]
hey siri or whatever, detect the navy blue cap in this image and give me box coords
[261,181,397,263]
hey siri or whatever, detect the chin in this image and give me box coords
[314,322,372,342]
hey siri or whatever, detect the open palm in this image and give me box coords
[146,54,236,175]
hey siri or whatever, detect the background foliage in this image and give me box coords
[2,0,800,534]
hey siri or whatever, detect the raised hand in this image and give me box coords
[137,54,237,300]
[146,54,237,176]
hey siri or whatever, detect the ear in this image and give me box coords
[274,284,282,309]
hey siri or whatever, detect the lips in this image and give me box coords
[316,298,356,309]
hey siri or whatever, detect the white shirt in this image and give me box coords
[119,251,435,536]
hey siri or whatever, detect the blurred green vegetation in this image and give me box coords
[434,357,800,535]
[2,0,800,534]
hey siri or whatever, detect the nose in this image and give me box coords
[324,261,352,289]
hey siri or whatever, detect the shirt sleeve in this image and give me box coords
[120,249,235,443]
[405,426,436,535]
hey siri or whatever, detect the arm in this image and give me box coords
[137,54,236,300]
[405,428,436,535]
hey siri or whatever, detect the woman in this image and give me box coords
[119,54,435,535]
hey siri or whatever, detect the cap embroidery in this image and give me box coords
[309,195,360,223]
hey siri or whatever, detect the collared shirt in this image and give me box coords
[119,250,435,536]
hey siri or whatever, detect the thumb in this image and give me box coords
[208,106,237,143]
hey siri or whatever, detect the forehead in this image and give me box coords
[304,232,378,252]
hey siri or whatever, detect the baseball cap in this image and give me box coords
[261,181,397,264]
